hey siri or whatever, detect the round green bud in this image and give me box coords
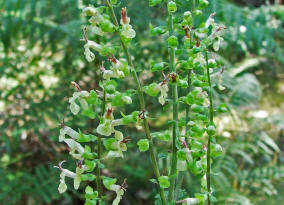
[211,143,223,157]
[167,1,177,13]
[194,9,202,16]
[187,121,195,127]
[207,125,216,136]
[184,11,192,22]
[199,0,209,9]
[168,35,178,48]
[208,59,217,68]
[105,84,116,94]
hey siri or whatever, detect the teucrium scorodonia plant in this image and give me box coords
[55,0,226,204]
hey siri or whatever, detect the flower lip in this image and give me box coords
[54,160,67,172]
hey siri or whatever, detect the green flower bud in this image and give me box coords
[144,83,160,96]
[191,125,205,134]
[151,62,166,72]
[199,0,209,10]
[168,35,178,48]
[194,9,202,16]
[207,125,216,136]
[184,11,192,21]
[158,176,170,188]
[191,104,206,113]
[208,59,217,68]
[187,121,195,127]
[167,1,177,13]
[137,139,149,152]
[192,79,203,87]
[217,103,228,112]
[122,96,132,104]
[211,144,223,157]
[100,20,115,33]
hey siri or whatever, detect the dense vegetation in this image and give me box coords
[0,0,283,204]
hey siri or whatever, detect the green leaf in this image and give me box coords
[102,177,117,190]
[86,90,98,105]
[82,105,96,119]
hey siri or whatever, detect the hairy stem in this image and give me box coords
[96,90,106,200]
[205,49,213,205]
[104,1,166,204]
[168,12,179,203]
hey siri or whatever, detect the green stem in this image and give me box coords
[205,49,213,205]
[96,90,106,200]
[175,0,195,199]
[104,1,166,204]
[168,12,179,203]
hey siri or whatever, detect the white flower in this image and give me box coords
[83,7,99,17]
[84,41,103,62]
[194,52,206,65]
[121,24,136,39]
[183,198,199,205]
[68,91,90,115]
[56,161,86,194]
[97,120,113,136]
[63,139,84,159]
[89,25,105,36]
[213,36,223,51]
[59,126,79,142]
[109,184,124,205]
[111,60,126,78]
[103,70,116,80]
[158,83,169,105]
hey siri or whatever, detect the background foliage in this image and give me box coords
[0,0,283,204]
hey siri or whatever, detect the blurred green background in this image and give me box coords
[0,0,283,204]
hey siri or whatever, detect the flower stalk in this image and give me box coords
[168,3,179,203]
[205,49,213,205]
[96,89,106,199]
[104,1,166,204]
